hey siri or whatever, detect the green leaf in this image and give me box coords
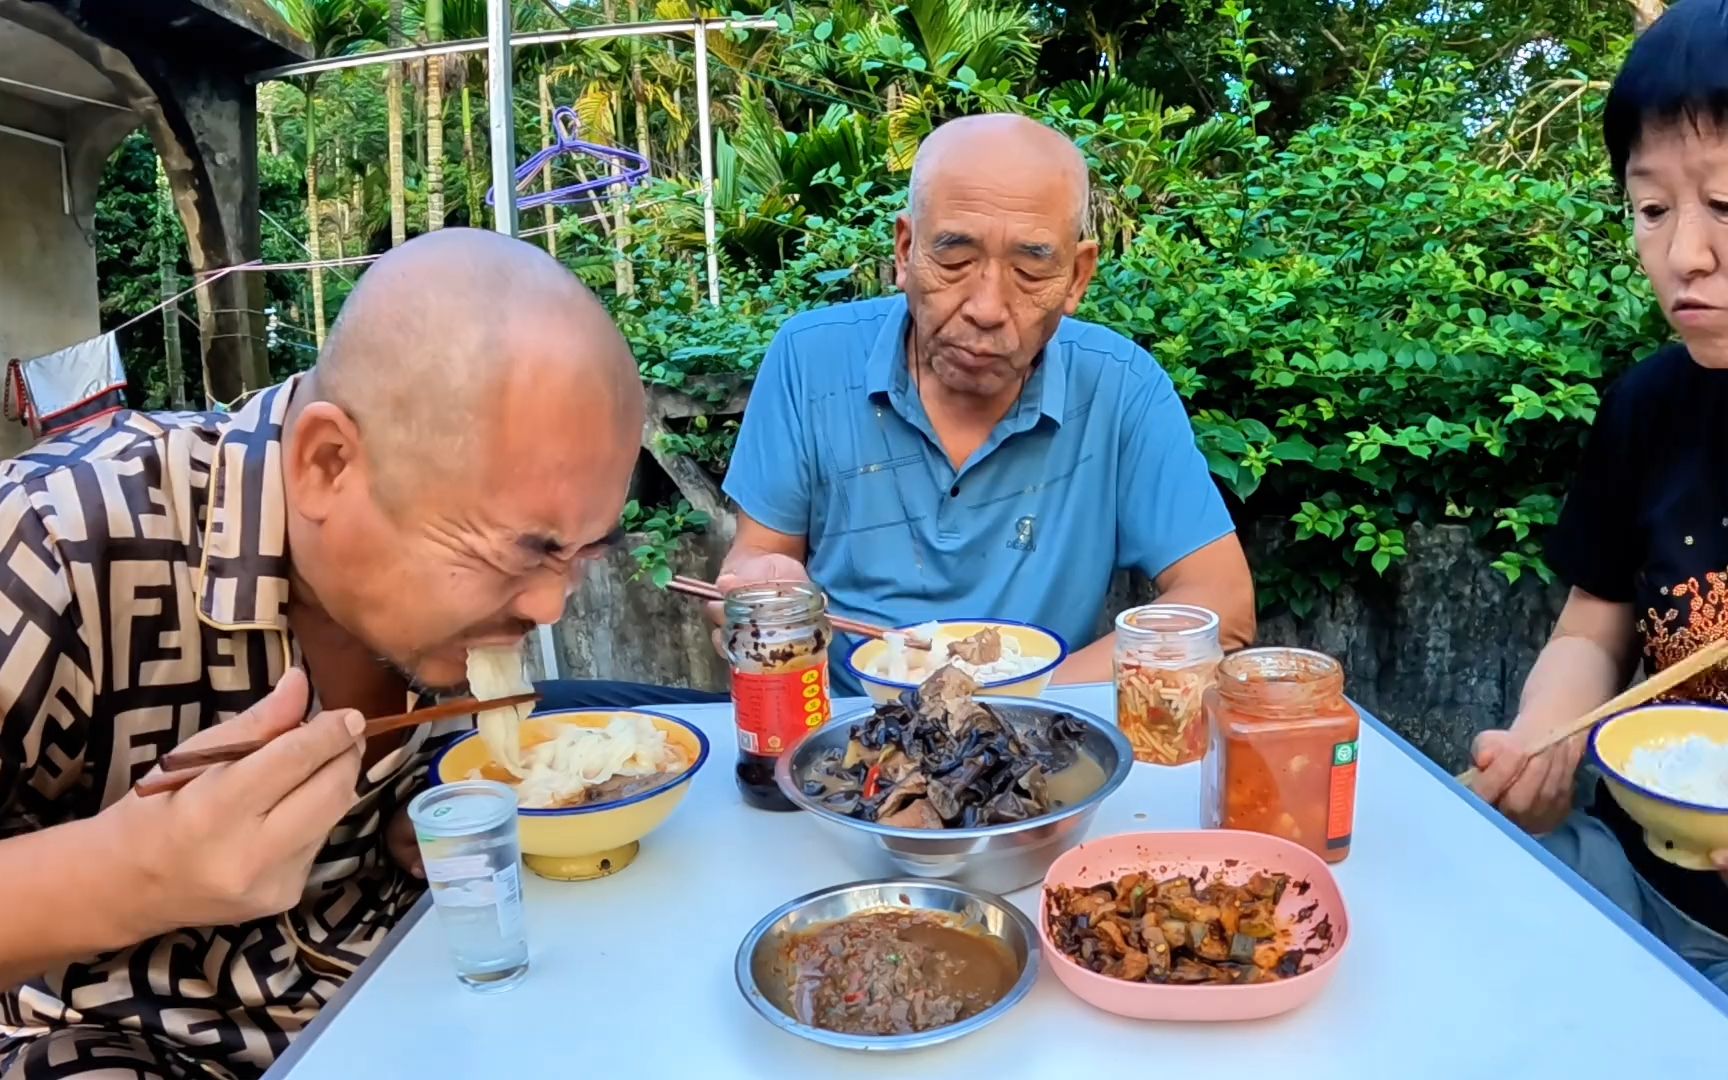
[650,564,674,589]
[1371,550,1392,575]
[814,18,833,42]
[1363,172,1386,190]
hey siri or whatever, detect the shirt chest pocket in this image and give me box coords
[821,453,928,539]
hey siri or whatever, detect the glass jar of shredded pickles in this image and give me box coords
[723,582,833,812]
[1113,604,1223,766]
[1201,648,1360,863]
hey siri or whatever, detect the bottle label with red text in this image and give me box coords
[732,662,831,756]
[1326,739,1358,849]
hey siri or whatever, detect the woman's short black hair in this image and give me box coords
[1603,0,1728,185]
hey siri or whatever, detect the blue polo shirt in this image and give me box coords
[722,294,1233,696]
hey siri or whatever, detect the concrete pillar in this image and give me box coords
[142,66,272,403]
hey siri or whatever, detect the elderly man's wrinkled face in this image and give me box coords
[895,161,1098,399]
[289,372,640,691]
[1627,120,1728,368]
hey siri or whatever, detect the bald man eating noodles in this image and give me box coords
[0,231,644,1080]
[716,115,1255,693]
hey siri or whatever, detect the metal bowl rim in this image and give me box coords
[773,695,1134,840]
[733,877,1042,1052]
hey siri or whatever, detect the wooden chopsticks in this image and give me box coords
[132,692,541,797]
[1456,638,1728,788]
[668,575,932,650]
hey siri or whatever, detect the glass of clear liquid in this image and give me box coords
[408,780,529,992]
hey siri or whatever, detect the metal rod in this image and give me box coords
[486,0,518,237]
[693,20,720,307]
[250,17,778,83]
[0,75,131,111]
[478,0,553,676]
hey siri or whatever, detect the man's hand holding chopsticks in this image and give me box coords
[111,668,367,933]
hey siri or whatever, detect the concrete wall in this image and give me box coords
[0,99,103,460]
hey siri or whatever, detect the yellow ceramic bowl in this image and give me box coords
[845,619,1068,706]
[432,709,709,881]
[1590,704,1728,870]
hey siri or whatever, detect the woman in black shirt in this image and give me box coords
[1469,0,1728,991]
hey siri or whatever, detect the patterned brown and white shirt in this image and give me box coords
[0,380,452,1079]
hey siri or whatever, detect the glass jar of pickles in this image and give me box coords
[1113,604,1223,766]
[1201,647,1360,863]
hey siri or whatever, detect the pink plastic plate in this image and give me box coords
[1039,830,1349,1021]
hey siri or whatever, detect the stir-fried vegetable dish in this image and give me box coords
[1045,868,1331,985]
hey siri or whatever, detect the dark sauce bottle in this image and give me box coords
[722,582,833,812]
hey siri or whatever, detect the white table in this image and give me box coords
[269,685,1728,1079]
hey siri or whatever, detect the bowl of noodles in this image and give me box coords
[846,620,1068,706]
[433,707,709,881]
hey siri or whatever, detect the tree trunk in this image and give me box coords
[672,83,686,176]
[629,0,651,164]
[387,0,407,247]
[1629,0,1667,31]
[604,0,630,295]
[425,0,446,231]
[351,164,364,256]
[538,70,557,257]
[261,95,281,157]
[461,80,483,228]
[155,160,185,408]
[305,83,328,347]
[415,67,426,174]
[332,134,347,261]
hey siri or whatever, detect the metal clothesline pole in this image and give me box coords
[692,19,720,308]
[254,14,780,315]
[482,0,554,679]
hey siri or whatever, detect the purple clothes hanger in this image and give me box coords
[487,106,651,211]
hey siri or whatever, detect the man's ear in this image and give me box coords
[1065,239,1100,315]
[894,214,914,292]
[284,402,368,524]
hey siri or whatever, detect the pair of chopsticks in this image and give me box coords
[1456,637,1728,788]
[668,575,932,651]
[132,692,542,797]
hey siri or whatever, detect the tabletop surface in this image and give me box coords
[271,685,1728,1080]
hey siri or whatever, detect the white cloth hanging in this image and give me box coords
[5,332,128,438]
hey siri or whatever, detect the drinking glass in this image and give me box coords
[408,780,530,992]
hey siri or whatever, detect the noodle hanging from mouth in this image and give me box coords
[467,645,534,778]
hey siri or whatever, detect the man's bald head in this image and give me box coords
[907,114,1091,239]
[312,228,644,500]
[282,228,647,690]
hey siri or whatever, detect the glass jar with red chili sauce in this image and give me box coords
[1200,648,1359,863]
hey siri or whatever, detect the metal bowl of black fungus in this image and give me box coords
[776,669,1132,894]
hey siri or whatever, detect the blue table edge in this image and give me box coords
[261,686,1728,1077]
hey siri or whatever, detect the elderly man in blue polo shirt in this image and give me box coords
[716,113,1255,695]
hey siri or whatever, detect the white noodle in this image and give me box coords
[466,645,533,778]
[501,714,685,809]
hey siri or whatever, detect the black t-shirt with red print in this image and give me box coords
[1548,344,1728,936]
